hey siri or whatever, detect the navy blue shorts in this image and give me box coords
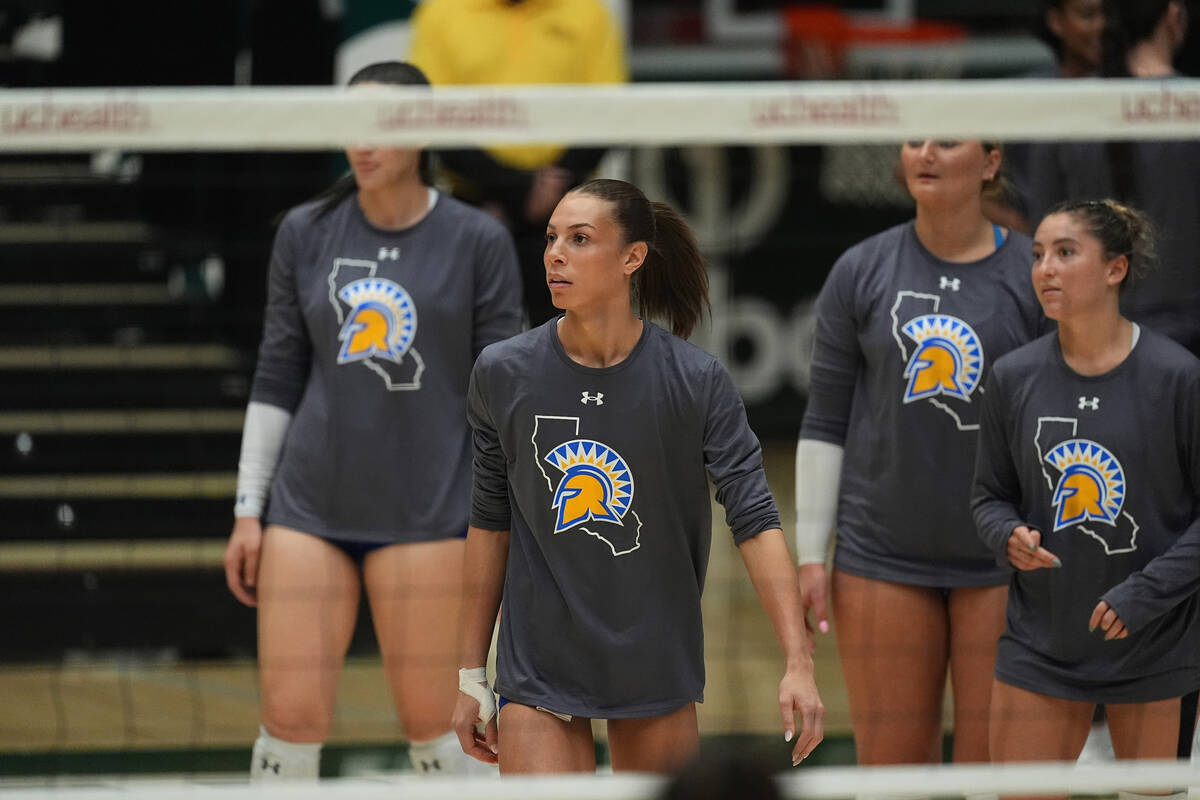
[327,528,468,567]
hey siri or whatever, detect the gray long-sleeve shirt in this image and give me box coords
[468,320,780,718]
[800,222,1045,586]
[250,192,522,543]
[972,329,1200,702]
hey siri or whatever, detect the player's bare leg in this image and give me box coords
[833,569,948,764]
[948,584,1008,762]
[253,526,360,780]
[257,525,361,743]
[607,703,699,773]
[1108,697,1183,798]
[989,679,1092,800]
[497,702,596,774]
[364,537,471,773]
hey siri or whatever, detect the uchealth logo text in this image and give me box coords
[1,98,150,135]
[377,98,528,130]
[1122,87,1200,122]
[752,93,900,127]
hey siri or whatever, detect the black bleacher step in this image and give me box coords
[2,431,241,474]
[0,303,245,346]
[1,568,382,661]
[1,183,137,222]
[1,569,258,660]
[0,239,164,283]
[4,497,233,542]
[0,367,249,409]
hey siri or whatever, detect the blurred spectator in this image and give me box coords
[1036,0,1107,77]
[1027,0,1200,357]
[1000,0,1108,232]
[408,0,628,326]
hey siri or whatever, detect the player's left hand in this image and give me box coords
[779,665,824,767]
[1089,600,1129,640]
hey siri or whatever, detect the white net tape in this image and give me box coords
[4,761,1200,799]
[0,79,1198,151]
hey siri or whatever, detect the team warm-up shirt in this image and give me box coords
[801,222,1044,586]
[468,320,780,718]
[972,329,1200,702]
[250,192,522,543]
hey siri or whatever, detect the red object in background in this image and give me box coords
[783,4,968,78]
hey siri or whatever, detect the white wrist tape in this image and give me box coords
[794,439,844,565]
[458,667,496,727]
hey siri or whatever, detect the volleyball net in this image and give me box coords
[2,78,1199,795]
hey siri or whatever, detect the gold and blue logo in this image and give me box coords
[901,314,983,403]
[545,439,634,534]
[1045,439,1126,531]
[336,278,417,365]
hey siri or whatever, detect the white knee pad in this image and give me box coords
[408,730,496,777]
[250,725,322,782]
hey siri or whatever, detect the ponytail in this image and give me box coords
[1048,198,1156,289]
[570,179,710,339]
[637,202,710,340]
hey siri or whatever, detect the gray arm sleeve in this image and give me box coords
[1101,371,1200,633]
[249,215,312,412]
[467,358,512,531]
[704,361,781,544]
[970,371,1027,568]
[471,223,524,358]
[233,401,293,518]
[799,254,860,446]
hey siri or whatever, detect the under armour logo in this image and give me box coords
[378,247,399,261]
[418,758,441,773]
[939,276,961,291]
[260,758,280,775]
[1078,396,1100,410]
[581,392,604,405]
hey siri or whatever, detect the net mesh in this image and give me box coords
[3,76,1199,794]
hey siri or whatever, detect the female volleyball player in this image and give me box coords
[973,200,1200,778]
[452,178,824,773]
[795,140,1045,765]
[222,61,522,780]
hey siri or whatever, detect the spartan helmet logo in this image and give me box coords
[1045,439,1126,531]
[900,314,983,403]
[336,278,417,364]
[545,440,634,534]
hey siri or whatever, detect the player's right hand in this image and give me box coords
[452,689,499,764]
[1007,525,1061,571]
[797,563,830,650]
[224,517,263,607]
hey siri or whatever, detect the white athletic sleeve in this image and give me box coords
[794,438,844,565]
[233,401,293,519]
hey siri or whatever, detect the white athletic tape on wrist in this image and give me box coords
[459,667,496,727]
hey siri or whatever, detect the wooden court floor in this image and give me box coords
[0,445,953,757]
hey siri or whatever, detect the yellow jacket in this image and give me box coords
[408,0,628,169]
